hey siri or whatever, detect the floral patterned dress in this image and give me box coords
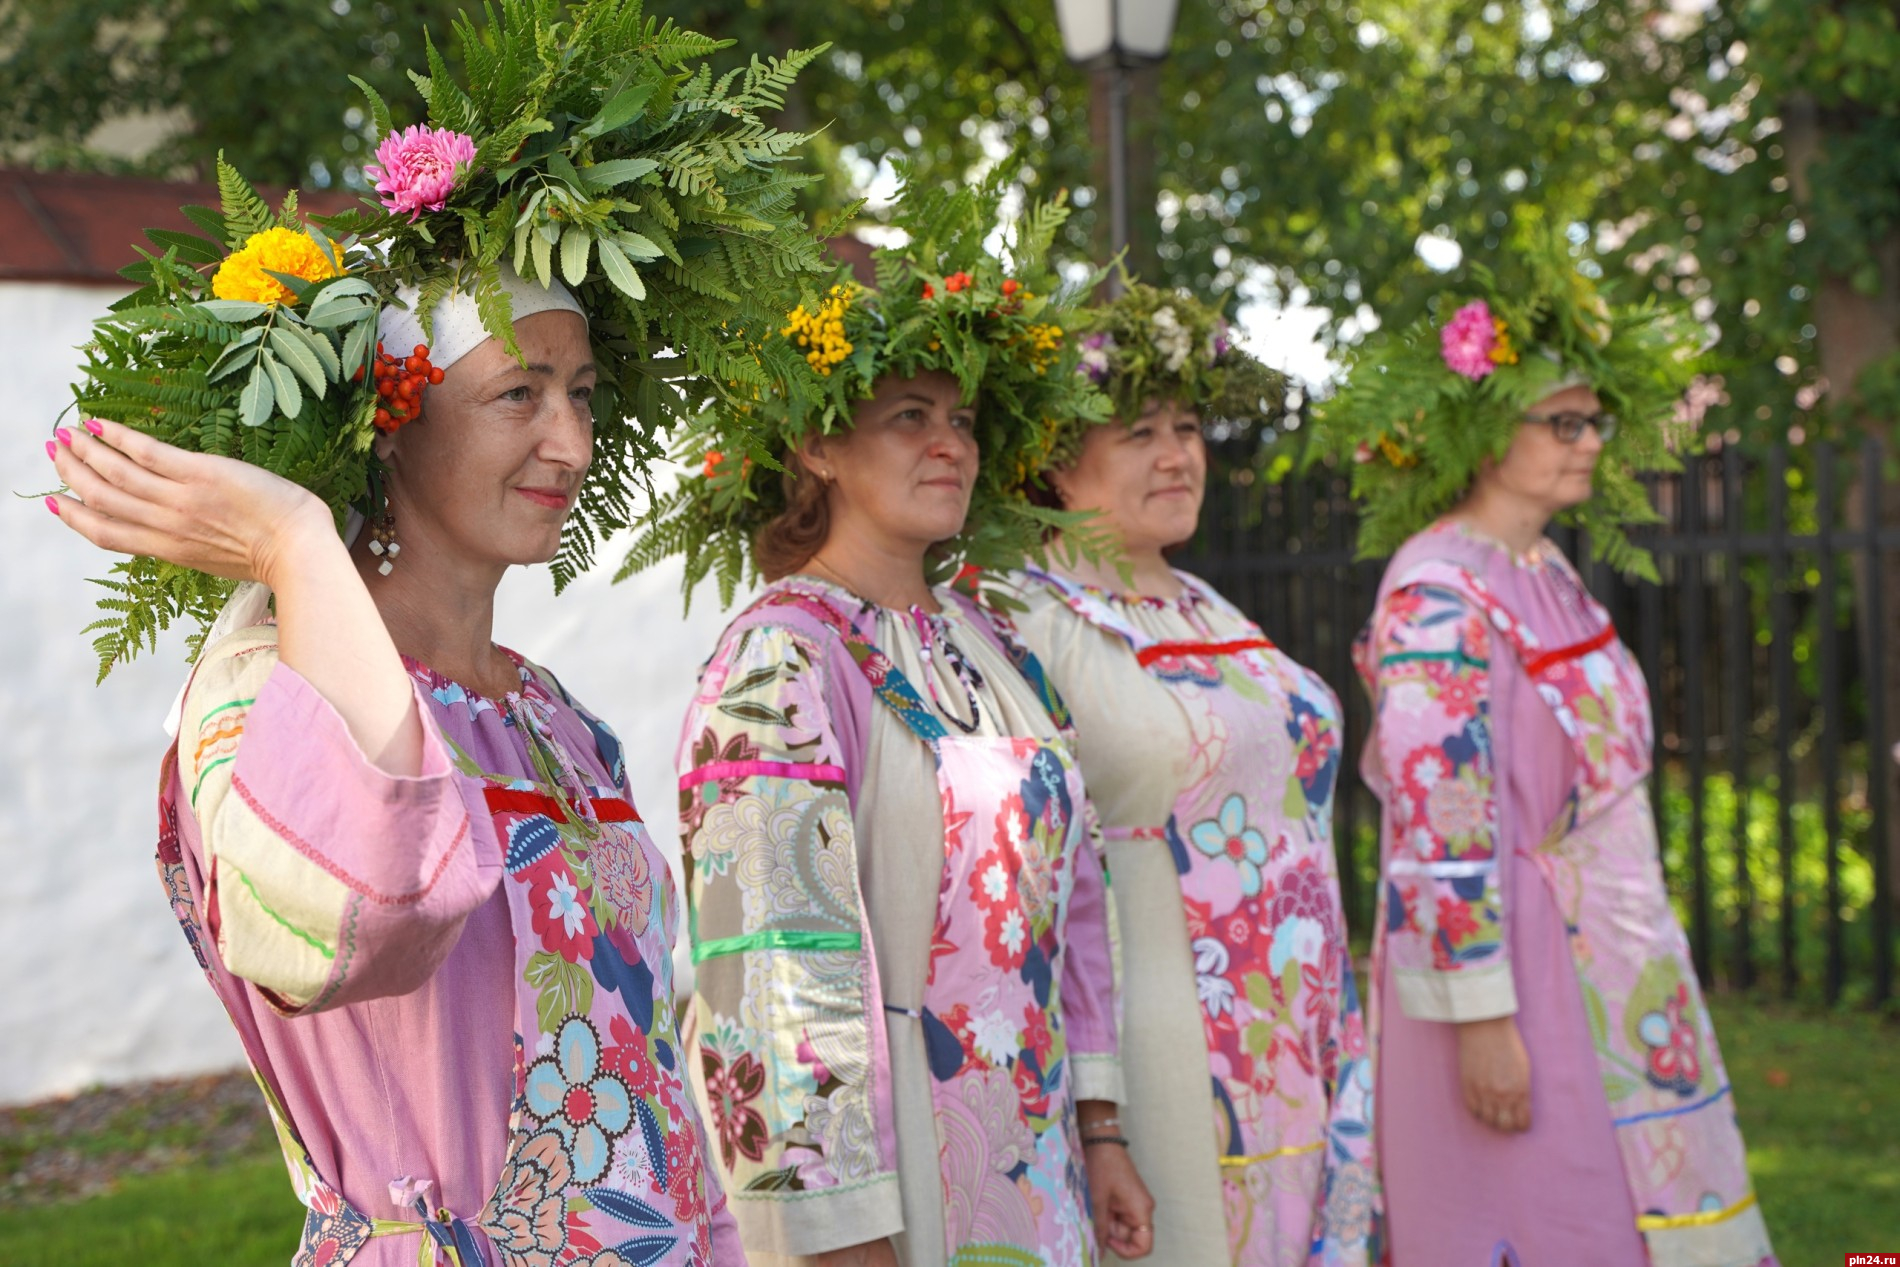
[677,577,1122,1267]
[1010,569,1380,1267]
[1357,521,1774,1267]
[160,624,741,1266]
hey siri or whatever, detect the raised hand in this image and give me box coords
[47,417,422,775]
[46,417,335,587]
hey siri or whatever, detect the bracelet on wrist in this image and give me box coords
[1081,1135,1130,1149]
[1082,1116,1121,1131]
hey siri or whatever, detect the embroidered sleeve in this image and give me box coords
[179,627,486,1016]
[679,624,902,1255]
[1370,584,1517,1022]
[1062,799,1126,1102]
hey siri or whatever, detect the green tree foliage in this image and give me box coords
[646,0,1897,452]
[9,0,1897,444]
[0,0,466,186]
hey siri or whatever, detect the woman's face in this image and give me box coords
[804,369,979,553]
[1050,399,1206,554]
[1483,382,1606,515]
[379,309,595,570]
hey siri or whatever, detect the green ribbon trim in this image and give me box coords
[1380,649,1489,670]
[196,696,255,724]
[693,928,862,963]
[190,756,235,809]
[235,870,336,961]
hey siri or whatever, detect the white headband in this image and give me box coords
[378,265,586,371]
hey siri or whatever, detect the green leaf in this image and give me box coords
[348,74,394,140]
[215,156,273,247]
[196,300,269,322]
[179,205,227,243]
[303,300,376,330]
[210,323,268,361]
[545,150,584,190]
[513,222,532,279]
[578,83,657,141]
[617,231,664,261]
[530,230,554,287]
[560,225,591,287]
[524,950,595,1035]
[299,324,342,381]
[596,238,645,301]
[341,318,374,382]
[579,158,660,191]
[268,327,328,397]
[239,362,275,427]
[304,278,374,325]
[208,344,260,383]
[261,350,302,419]
[303,224,343,275]
[142,228,223,264]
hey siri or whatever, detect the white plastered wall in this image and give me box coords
[0,280,745,1104]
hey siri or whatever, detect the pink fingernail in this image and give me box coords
[45,496,59,516]
[45,440,56,459]
[83,419,103,437]
[54,427,73,447]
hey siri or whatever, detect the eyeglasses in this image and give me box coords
[1524,410,1618,443]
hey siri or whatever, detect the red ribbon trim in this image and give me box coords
[1135,636,1277,668]
[1522,625,1617,677]
[483,785,641,825]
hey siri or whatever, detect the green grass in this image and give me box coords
[0,1155,295,1266]
[0,1001,1891,1264]
[1711,997,1900,1261]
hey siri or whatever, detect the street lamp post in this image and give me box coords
[1052,0,1181,297]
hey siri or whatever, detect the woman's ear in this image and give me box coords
[372,431,399,465]
[1047,463,1076,508]
[796,432,844,484]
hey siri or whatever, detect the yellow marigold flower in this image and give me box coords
[1488,318,1518,366]
[211,227,340,306]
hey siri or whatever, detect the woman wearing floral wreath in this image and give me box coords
[46,6,830,1262]
[625,176,1155,1267]
[1326,236,1775,1266]
[1000,284,1380,1267]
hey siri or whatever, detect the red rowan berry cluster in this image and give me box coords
[359,342,445,433]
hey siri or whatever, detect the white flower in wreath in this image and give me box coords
[1151,305,1193,373]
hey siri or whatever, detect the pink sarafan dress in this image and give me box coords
[1010,567,1379,1267]
[1356,521,1774,1267]
[159,625,742,1267]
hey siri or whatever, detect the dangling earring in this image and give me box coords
[367,511,400,575]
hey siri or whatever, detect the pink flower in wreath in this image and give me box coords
[1440,299,1502,381]
[367,124,477,219]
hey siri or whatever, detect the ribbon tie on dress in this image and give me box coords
[371,1176,487,1267]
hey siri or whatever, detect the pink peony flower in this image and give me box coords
[1440,299,1501,381]
[366,125,477,219]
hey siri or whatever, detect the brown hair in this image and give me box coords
[755,456,832,581]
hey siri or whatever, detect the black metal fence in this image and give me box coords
[1181,438,1900,1006]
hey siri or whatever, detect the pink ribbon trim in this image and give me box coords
[679,759,848,789]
